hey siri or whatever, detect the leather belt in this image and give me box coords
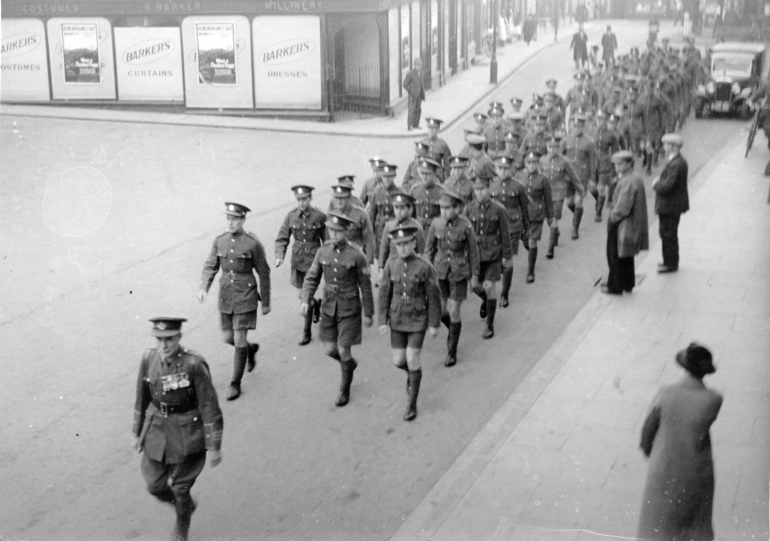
[152,400,196,416]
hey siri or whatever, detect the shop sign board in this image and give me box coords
[252,15,322,109]
[1,18,51,102]
[114,27,184,101]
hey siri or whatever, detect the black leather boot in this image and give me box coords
[526,247,538,283]
[567,200,576,213]
[572,207,583,239]
[246,342,259,372]
[554,228,560,246]
[404,369,422,421]
[478,289,488,318]
[440,312,451,329]
[335,359,357,407]
[546,228,557,259]
[483,300,497,339]
[172,494,197,541]
[312,298,321,323]
[299,309,313,345]
[595,196,605,222]
[445,322,461,367]
[227,347,248,400]
[500,266,513,307]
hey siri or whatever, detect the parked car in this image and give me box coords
[695,41,767,119]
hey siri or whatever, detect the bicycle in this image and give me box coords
[483,28,494,58]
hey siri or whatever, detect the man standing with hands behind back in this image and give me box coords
[404,58,425,131]
[653,133,689,273]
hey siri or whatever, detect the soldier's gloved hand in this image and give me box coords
[428,327,438,338]
[133,437,143,454]
[363,315,373,328]
[379,325,389,335]
[197,289,207,303]
[209,449,222,467]
[275,258,284,268]
[262,305,271,316]
[300,302,310,316]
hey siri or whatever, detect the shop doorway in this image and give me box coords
[448,0,458,74]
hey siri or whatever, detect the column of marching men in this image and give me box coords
[131,36,703,541]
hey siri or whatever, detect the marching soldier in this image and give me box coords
[490,156,530,308]
[423,117,452,176]
[443,156,474,211]
[543,92,565,132]
[369,164,401,268]
[484,104,508,151]
[402,142,430,192]
[473,112,489,133]
[593,110,621,222]
[518,152,554,283]
[466,175,512,339]
[301,213,374,407]
[559,113,596,239]
[198,202,270,401]
[466,134,496,180]
[520,113,550,157]
[626,86,648,158]
[507,111,529,146]
[410,158,444,231]
[539,138,584,260]
[378,224,441,421]
[330,184,376,267]
[545,78,567,114]
[275,185,326,346]
[564,72,596,115]
[378,192,426,278]
[360,158,386,208]
[458,128,482,158]
[133,317,223,541]
[510,97,524,112]
[425,189,480,366]
[502,131,524,171]
[328,174,365,212]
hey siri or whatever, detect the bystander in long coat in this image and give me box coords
[610,171,649,257]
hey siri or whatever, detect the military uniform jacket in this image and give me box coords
[467,153,496,181]
[379,217,426,266]
[301,239,374,318]
[466,199,513,262]
[409,182,443,231]
[327,195,365,213]
[627,101,648,140]
[369,183,401,233]
[490,175,530,233]
[336,206,376,264]
[521,131,549,158]
[423,136,452,175]
[520,171,555,223]
[545,107,565,132]
[201,230,271,313]
[378,253,441,333]
[133,347,223,464]
[560,133,597,184]
[484,125,508,149]
[274,206,326,272]
[444,173,475,211]
[360,177,381,208]
[594,127,621,175]
[539,154,584,201]
[401,159,421,192]
[425,215,480,281]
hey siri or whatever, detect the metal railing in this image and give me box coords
[333,61,383,119]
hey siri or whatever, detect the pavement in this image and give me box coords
[1,20,681,138]
[389,131,770,541]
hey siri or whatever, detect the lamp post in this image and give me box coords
[490,0,498,83]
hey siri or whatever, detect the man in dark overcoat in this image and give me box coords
[403,58,425,131]
[652,133,689,273]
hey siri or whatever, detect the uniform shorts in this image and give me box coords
[390,330,426,349]
[291,267,306,290]
[439,278,468,301]
[319,312,362,347]
[479,260,502,282]
[597,171,614,186]
[508,230,521,256]
[552,197,565,220]
[220,310,257,331]
[530,221,544,242]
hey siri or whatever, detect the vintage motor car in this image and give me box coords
[695,42,767,119]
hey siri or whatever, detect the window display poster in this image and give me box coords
[114,27,184,101]
[253,16,322,109]
[196,23,237,85]
[62,23,101,83]
[401,5,410,73]
[47,18,116,99]
[1,18,50,102]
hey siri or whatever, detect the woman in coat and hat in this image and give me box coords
[637,343,723,541]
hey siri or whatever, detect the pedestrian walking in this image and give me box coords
[198,202,271,401]
[575,2,589,24]
[490,155,530,306]
[653,133,689,274]
[133,317,223,541]
[570,24,589,69]
[404,58,425,131]
[466,175,512,338]
[275,185,326,346]
[517,151,554,283]
[378,225,441,421]
[602,150,649,295]
[601,25,618,67]
[637,342,723,541]
[540,137,583,260]
[301,213,375,407]
[425,189,480,366]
